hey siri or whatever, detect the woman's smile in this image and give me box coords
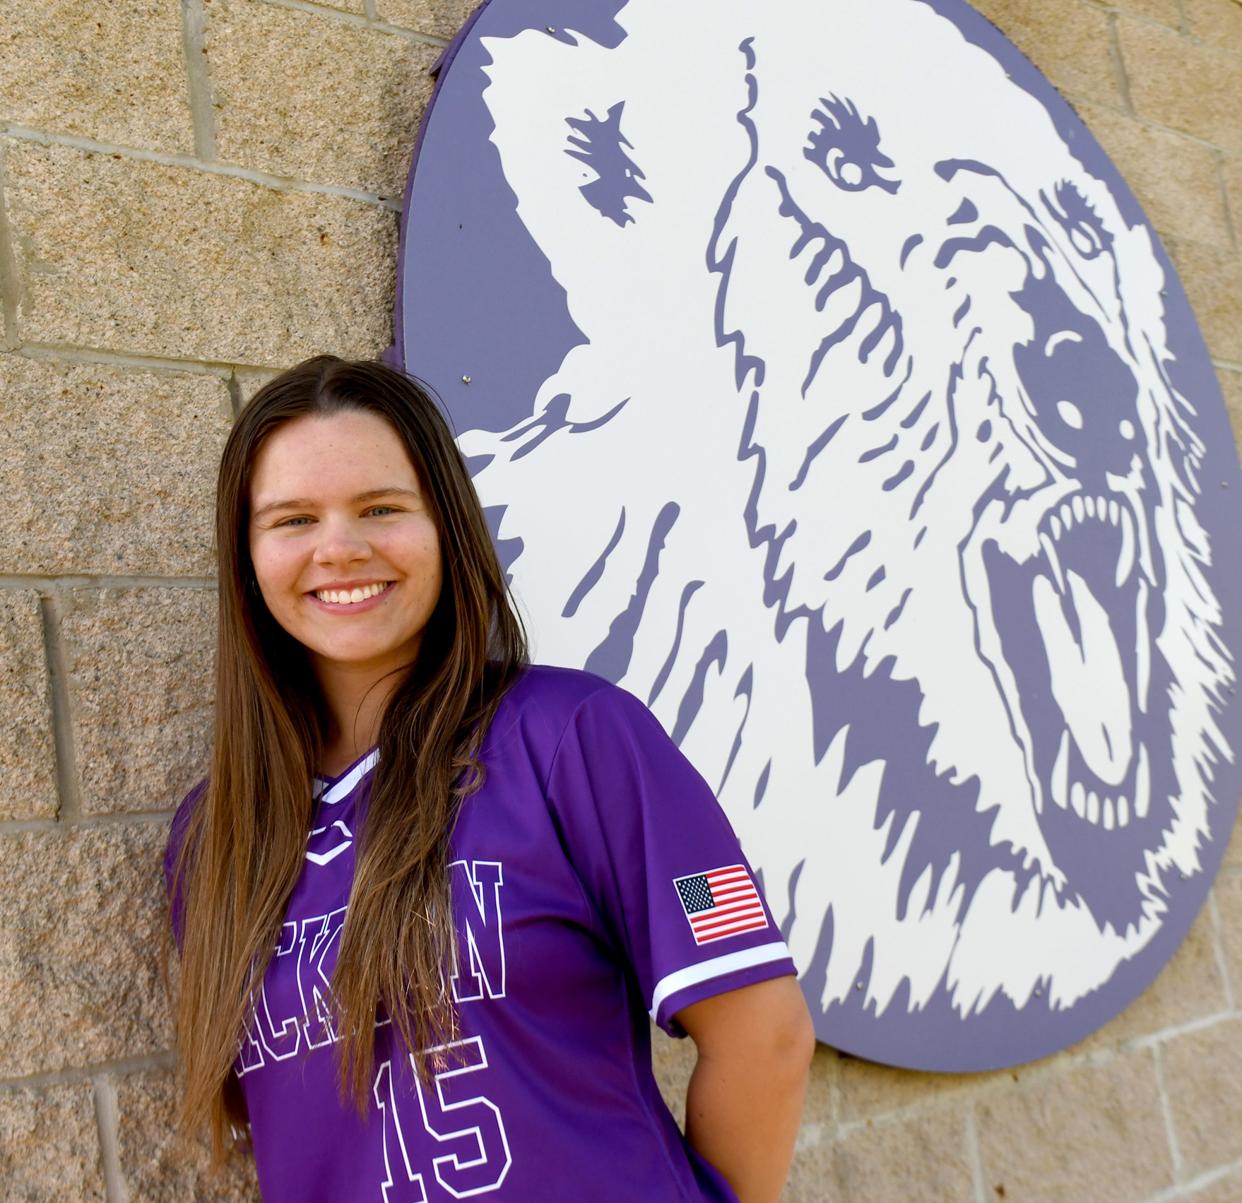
[309,580,395,609]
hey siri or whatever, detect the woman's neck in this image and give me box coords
[313,660,405,776]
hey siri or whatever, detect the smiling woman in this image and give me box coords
[163,355,813,1203]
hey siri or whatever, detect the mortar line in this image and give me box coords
[1207,889,1236,1010]
[94,1076,128,1203]
[0,125,403,210]
[226,371,243,419]
[1107,11,1137,116]
[16,341,285,378]
[256,0,447,46]
[0,575,215,590]
[1060,86,1237,157]
[181,0,216,162]
[0,809,177,835]
[1151,1043,1184,1182]
[1215,152,1239,252]
[38,593,80,822]
[0,1052,175,1093]
[0,142,21,351]
[963,1105,987,1203]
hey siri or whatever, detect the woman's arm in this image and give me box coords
[675,976,816,1203]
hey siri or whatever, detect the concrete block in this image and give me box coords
[1161,1016,1242,1175]
[375,0,475,40]
[115,1067,260,1203]
[974,1050,1173,1202]
[1077,101,1232,251]
[1169,238,1242,364]
[4,139,397,365]
[0,591,57,822]
[0,1082,105,1202]
[1119,19,1242,153]
[0,824,171,1077]
[785,1107,974,1203]
[1184,0,1242,55]
[971,0,1122,107]
[0,0,192,154]
[0,355,230,577]
[838,1053,992,1122]
[206,0,438,197]
[60,588,214,816]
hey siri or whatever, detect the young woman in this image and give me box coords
[165,355,813,1203]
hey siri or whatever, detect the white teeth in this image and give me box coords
[1115,507,1135,588]
[1108,499,1120,525]
[1135,744,1150,819]
[1060,501,1075,531]
[1086,790,1100,824]
[316,582,387,606]
[1070,780,1086,819]
[1117,795,1129,827]
[1040,533,1066,593]
[1052,729,1070,809]
[1085,495,1096,518]
[1103,797,1115,831]
[1072,495,1085,522]
[1050,513,1062,541]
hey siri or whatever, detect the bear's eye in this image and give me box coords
[1048,180,1111,261]
[805,95,900,195]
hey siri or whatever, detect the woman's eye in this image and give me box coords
[365,505,399,517]
[277,516,313,527]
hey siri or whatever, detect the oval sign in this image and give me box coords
[394,0,1242,1070]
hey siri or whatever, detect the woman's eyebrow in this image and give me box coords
[252,486,422,521]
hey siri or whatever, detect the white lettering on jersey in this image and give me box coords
[448,861,506,1004]
[233,861,508,1079]
[299,906,347,1048]
[375,1036,512,1201]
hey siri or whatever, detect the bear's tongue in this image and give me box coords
[1032,569,1132,786]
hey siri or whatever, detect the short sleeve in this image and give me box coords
[545,683,796,1035]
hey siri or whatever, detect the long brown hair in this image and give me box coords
[168,355,527,1160]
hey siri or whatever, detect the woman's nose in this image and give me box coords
[312,515,371,565]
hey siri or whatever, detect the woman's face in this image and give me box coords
[248,409,443,681]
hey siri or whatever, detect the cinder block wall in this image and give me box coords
[0,1,1239,1200]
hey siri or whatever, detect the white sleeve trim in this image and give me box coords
[648,940,793,1022]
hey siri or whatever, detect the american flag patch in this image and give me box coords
[673,864,769,945]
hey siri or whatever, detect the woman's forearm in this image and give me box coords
[679,979,814,1202]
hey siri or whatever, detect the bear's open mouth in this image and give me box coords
[983,483,1171,858]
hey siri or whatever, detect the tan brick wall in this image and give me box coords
[0,1,1239,1200]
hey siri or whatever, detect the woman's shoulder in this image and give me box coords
[502,663,642,724]
[486,663,652,758]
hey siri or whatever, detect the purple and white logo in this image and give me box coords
[395,0,1242,1069]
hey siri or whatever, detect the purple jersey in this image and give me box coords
[166,666,796,1202]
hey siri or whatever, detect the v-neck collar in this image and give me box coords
[313,747,380,807]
